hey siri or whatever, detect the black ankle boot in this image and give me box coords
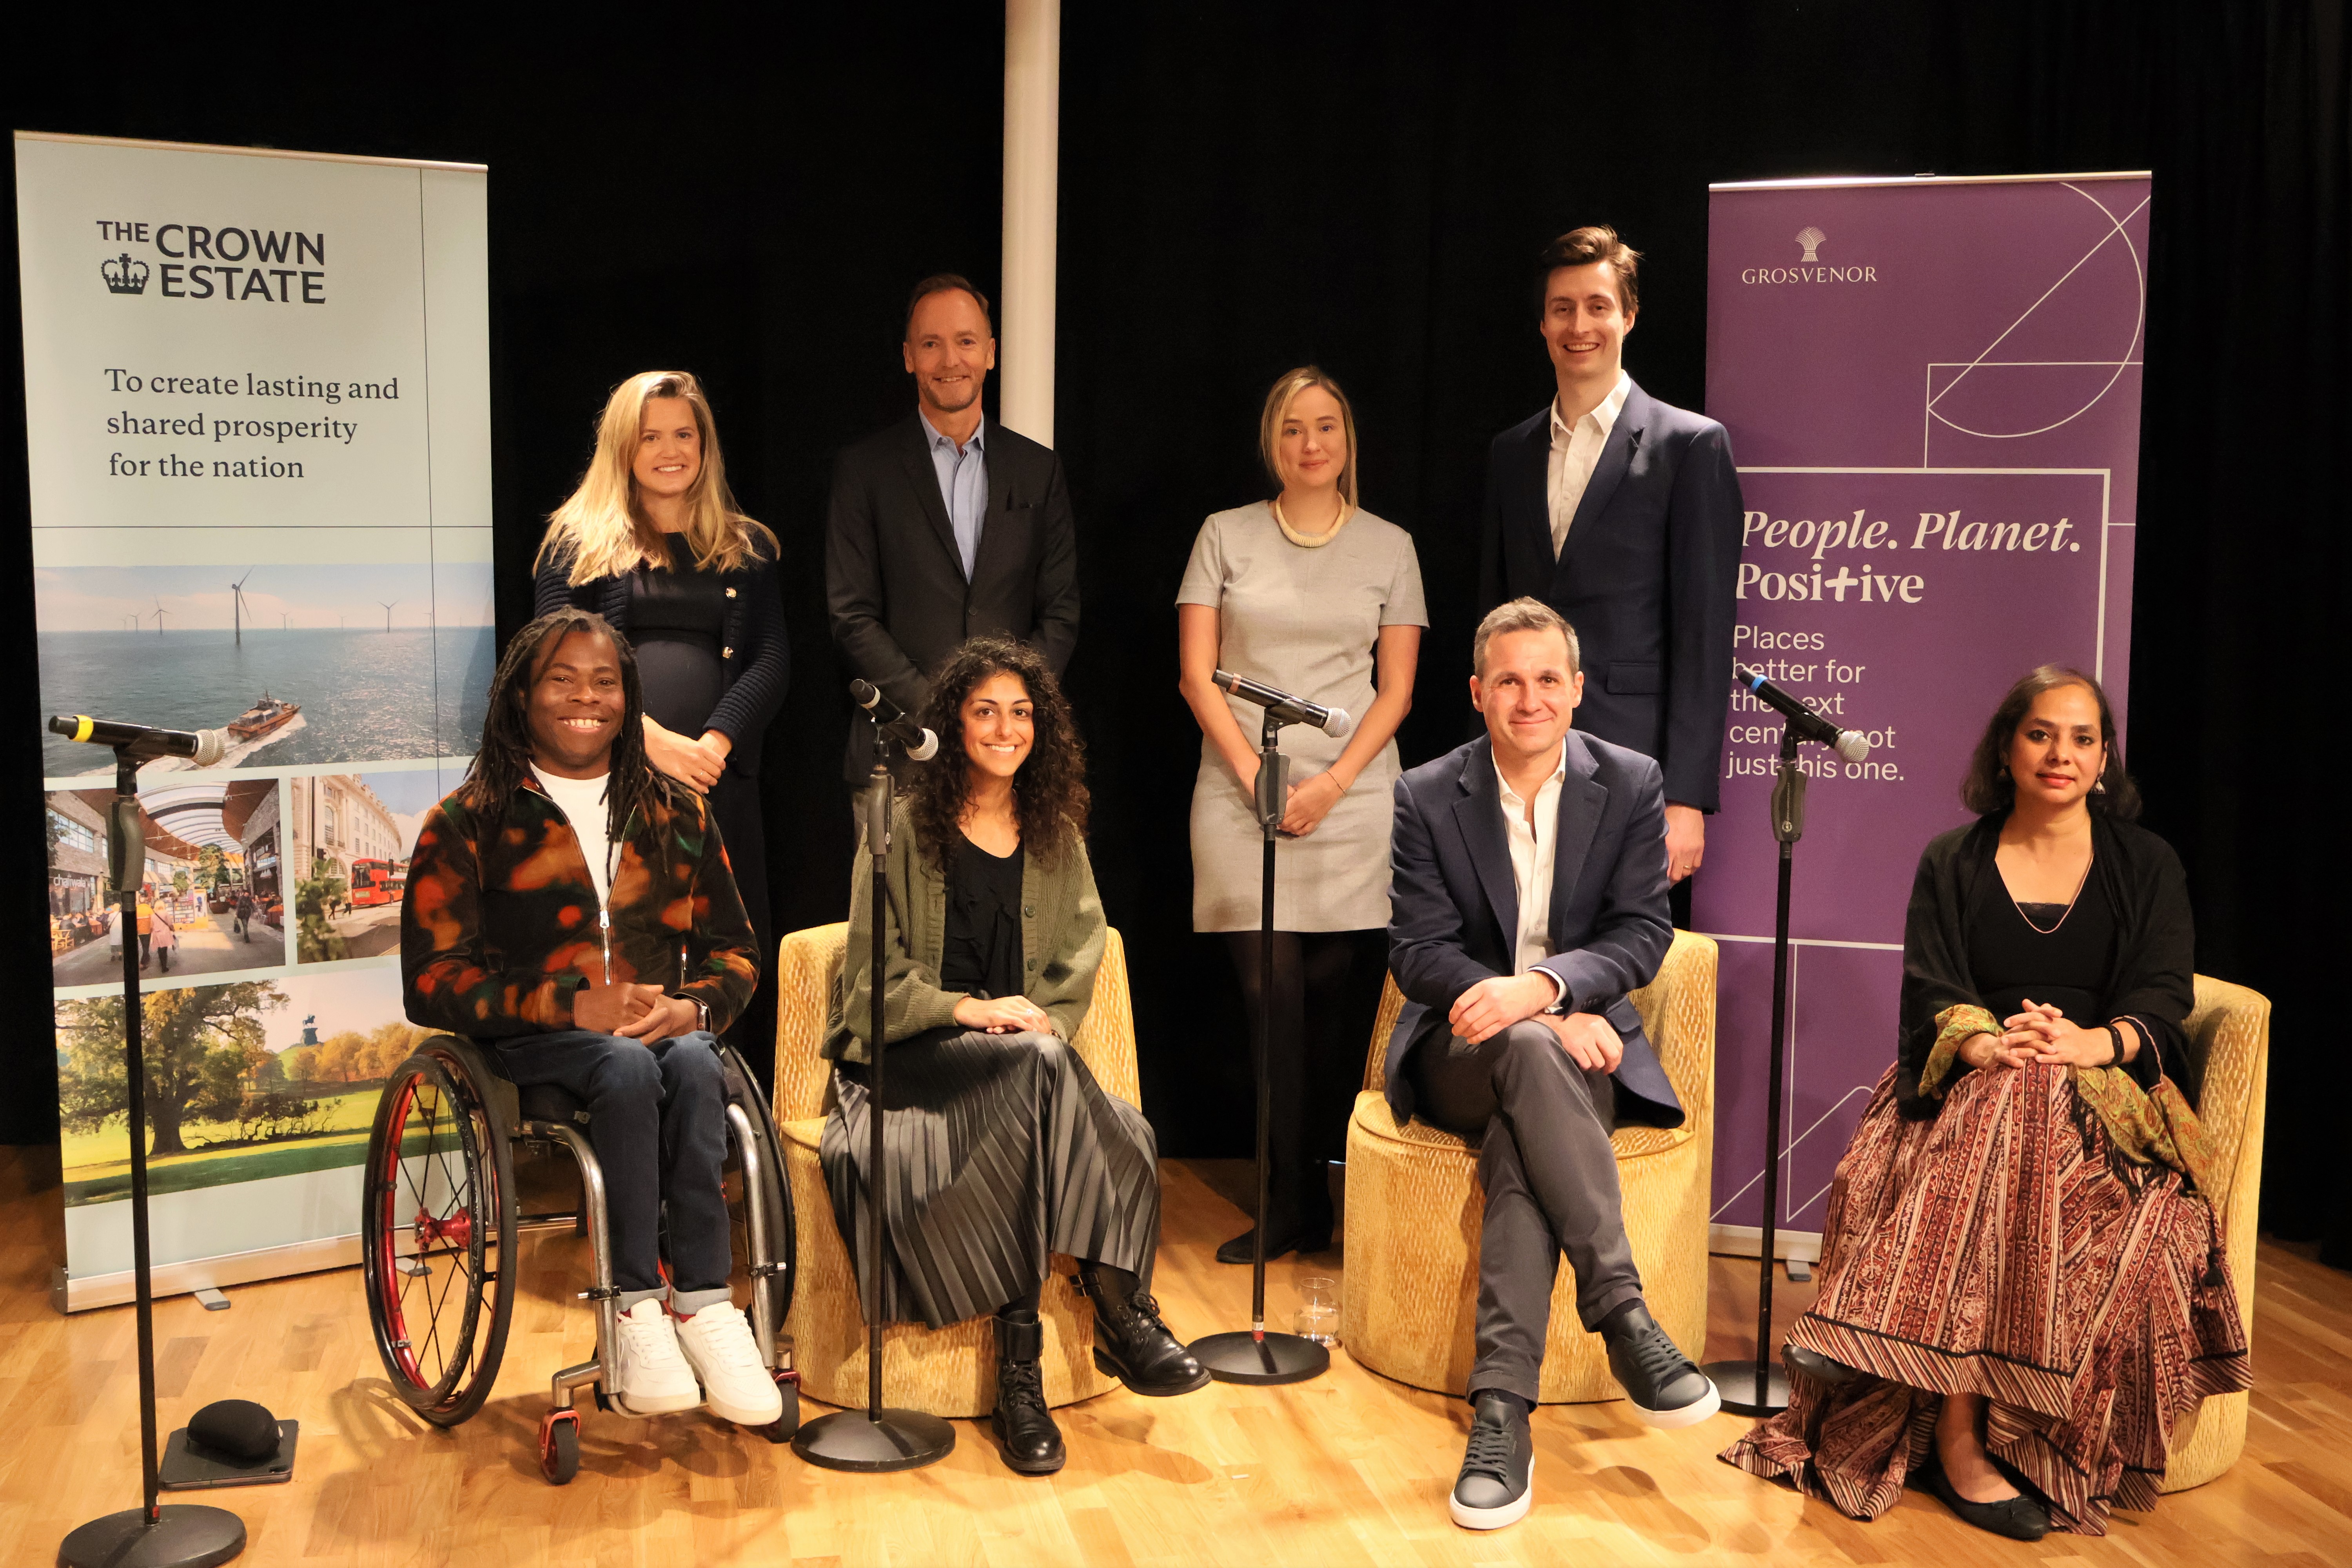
[990,1308,1063,1474]
[1080,1263,1210,1396]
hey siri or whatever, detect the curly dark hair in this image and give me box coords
[905,636,1089,874]
[458,608,677,835]
[1959,664,2141,820]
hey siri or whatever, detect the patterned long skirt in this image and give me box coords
[821,1027,1162,1329]
[1720,1059,2250,1535]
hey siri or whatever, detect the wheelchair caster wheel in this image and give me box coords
[540,1409,581,1485]
[757,1375,799,1444]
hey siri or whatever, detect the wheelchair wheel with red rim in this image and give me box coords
[361,1049,518,1426]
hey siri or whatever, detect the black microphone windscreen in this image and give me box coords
[188,1398,279,1462]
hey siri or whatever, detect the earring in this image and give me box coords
[2092,779,2107,794]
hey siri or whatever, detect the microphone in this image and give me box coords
[848,680,940,762]
[1732,669,1870,762]
[1212,670,1353,738]
[49,714,227,766]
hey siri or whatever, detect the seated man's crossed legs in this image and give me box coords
[1412,1019,1717,1531]
[494,1028,782,1426]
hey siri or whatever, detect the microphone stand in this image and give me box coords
[1700,723,1805,1417]
[1189,710,1332,1385]
[793,719,955,1471]
[60,745,246,1567]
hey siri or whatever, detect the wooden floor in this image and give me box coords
[3,1149,2348,1567]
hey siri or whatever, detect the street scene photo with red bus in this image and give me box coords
[285,768,445,964]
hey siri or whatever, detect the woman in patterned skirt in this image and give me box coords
[1721,666,2250,1539]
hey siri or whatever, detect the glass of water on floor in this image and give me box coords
[1294,1274,1340,1346]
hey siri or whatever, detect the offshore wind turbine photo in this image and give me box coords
[35,562,493,775]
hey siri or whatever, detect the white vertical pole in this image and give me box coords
[1001,0,1060,446]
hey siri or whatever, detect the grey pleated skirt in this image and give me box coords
[820,1027,1162,1329]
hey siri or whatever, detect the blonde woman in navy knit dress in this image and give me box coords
[535,370,788,1030]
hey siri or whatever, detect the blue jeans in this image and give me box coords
[495,1029,733,1314]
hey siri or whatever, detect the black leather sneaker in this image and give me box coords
[1450,1389,1534,1530]
[1601,1300,1721,1427]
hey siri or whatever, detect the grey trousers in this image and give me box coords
[1408,1019,1643,1403]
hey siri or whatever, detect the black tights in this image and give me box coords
[1225,929,1385,1236]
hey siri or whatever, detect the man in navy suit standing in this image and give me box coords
[1388,598,1718,1532]
[1477,227,1743,893]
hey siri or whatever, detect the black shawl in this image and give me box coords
[1893,812,2197,1119]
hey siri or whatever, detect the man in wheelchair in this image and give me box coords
[401,608,781,1426]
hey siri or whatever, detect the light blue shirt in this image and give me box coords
[920,412,989,581]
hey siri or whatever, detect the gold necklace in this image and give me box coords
[1271,495,1353,548]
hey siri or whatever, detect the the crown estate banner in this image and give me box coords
[16,132,492,1308]
[1693,173,2149,1248]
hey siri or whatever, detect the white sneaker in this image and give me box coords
[610,1298,701,1415]
[674,1299,784,1425]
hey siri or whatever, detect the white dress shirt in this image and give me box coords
[1546,372,1632,559]
[1494,743,1570,1003]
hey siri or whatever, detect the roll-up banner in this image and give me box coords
[1694,173,2150,1250]
[16,132,492,1310]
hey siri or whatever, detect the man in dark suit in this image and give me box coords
[1477,226,1743,892]
[827,274,1080,781]
[1388,597,1718,1532]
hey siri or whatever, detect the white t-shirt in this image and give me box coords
[532,768,613,907]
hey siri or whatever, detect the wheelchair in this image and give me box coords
[359,1033,798,1483]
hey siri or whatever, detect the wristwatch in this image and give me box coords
[673,992,711,1033]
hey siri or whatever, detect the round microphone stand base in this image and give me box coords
[60,1504,247,1568]
[791,1407,956,1473]
[1190,1329,1331,1387]
[1701,1359,1790,1419]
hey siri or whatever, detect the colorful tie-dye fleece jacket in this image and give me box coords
[400,773,759,1038]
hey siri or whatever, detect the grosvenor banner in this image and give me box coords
[1693,172,2150,1248]
[16,132,492,1309]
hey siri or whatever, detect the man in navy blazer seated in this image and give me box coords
[1477,225,1742,892]
[1388,597,1718,1532]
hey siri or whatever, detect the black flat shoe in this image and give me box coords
[1080,1263,1210,1396]
[1916,1454,2049,1541]
[1783,1344,1860,1387]
[989,1310,1064,1475]
[1214,1222,1331,1266]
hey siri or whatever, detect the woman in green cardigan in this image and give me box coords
[823,635,1206,1475]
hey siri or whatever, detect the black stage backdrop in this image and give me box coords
[4,5,2345,1263]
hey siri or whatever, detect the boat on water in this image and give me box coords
[228,691,301,740]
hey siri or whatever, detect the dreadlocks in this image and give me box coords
[458,608,674,837]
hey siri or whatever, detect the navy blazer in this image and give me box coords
[533,535,790,779]
[1385,730,1680,1127]
[826,413,1080,780]
[1477,380,1744,812]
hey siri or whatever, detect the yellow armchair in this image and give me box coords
[1339,930,1717,1401]
[769,922,1141,1417]
[2158,974,2271,1492]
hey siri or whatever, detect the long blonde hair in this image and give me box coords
[1257,365,1361,510]
[538,370,777,583]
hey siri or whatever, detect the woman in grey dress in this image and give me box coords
[1176,366,1427,1262]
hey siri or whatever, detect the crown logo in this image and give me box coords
[102,253,150,296]
[1793,227,1826,263]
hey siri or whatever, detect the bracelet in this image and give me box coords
[2102,1022,2125,1068]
